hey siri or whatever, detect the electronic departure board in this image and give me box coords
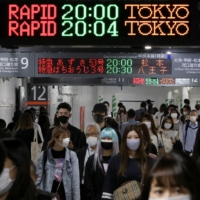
[0,0,198,46]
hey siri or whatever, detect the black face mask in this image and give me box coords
[93,114,104,123]
[59,116,69,124]
[101,142,113,150]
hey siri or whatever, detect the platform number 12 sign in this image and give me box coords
[28,85,48,102]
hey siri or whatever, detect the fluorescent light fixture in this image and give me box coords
[145,46,152,50]
[167,51,172,54]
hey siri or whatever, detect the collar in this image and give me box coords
[88,145,95,153]
[189,121,198,126]
[128,119,136,122]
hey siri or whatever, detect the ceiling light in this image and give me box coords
[145,46,152,50]
[167,51,172,54]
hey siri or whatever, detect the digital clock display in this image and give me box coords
[37,57,172,75]
[0,0,193,46]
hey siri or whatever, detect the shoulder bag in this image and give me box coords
[113,166,145,200]
[31,129,41,164]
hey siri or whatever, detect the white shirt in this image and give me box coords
[82,146,95,184]
[150,133,159,151]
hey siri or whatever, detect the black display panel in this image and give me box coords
[0,0,197,46]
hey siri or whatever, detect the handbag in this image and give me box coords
[158,133,165,155]
[31,129,41,164]
[113,168,145,200]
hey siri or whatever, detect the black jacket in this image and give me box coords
[76,145,88,183]
[84,154,106,200]
[42,124,86,151]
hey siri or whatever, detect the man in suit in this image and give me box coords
[76,123,100,200]
[120,109,137,136]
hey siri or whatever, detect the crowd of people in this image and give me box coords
[0,99,200,200]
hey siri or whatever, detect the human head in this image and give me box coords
[103,101,110,111]
[117,103,126,114]
[184,99,190,106]
[183,106,191,116]
[85,123,100,147]
[0,128,12,140]
[18,113,33,130]
[29,108,36,122]
[92,103,108,124]
[168,104,175,114]
[127,109,136,120]
[0,119,6,129]
[170,108,180,120]
[56,102,72,125]
[159,104,166,113]
[147,99,151,105]
[12,110,22,123]
[141,102,146,108]
[141,114,157,135]
[141,151,200,200]
[118,125,145,176]
[2,139,36,199]
[153,107,158,115]
[93,128,119,170]
[195,104,200,111]
[106,117,119,131]
[161,116,174,130]
[47,126,70,149]
[39,106,46,113]
[190,110,198,122]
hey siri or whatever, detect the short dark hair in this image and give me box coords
[127,109,135,119]
[190,110,198,114]
[141,102,146,108]
[184,99,190,105]
[0,119,6,129]
[159,104,166,113]
[183,105,191,111]
[167,104,175,109]
[195,104,200,111]
[57,102,71,112]
[0,128,12,140]
[103,101,110,106]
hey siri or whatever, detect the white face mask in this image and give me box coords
[183,112,188,116]
[149,195,191,200]
[143,121,151,129]
[0,166,15,195]
[164,123,172,129]
[86,136,98,147]
[171,113,178,119]
[57,138,70,148]
[190,116,196,122]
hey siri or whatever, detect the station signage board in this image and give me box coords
[0,0,199,46]
[0,53,30,77]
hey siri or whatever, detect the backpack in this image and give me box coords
[184,121,200,145]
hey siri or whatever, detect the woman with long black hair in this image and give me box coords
[0,139,36,200]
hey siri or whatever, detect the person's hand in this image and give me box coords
[158,127,164,133]
[175,134,179,141]
[68,141,74,150]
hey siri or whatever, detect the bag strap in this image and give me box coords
[34,129,38,142]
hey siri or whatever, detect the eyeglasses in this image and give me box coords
[86,132,98,137]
